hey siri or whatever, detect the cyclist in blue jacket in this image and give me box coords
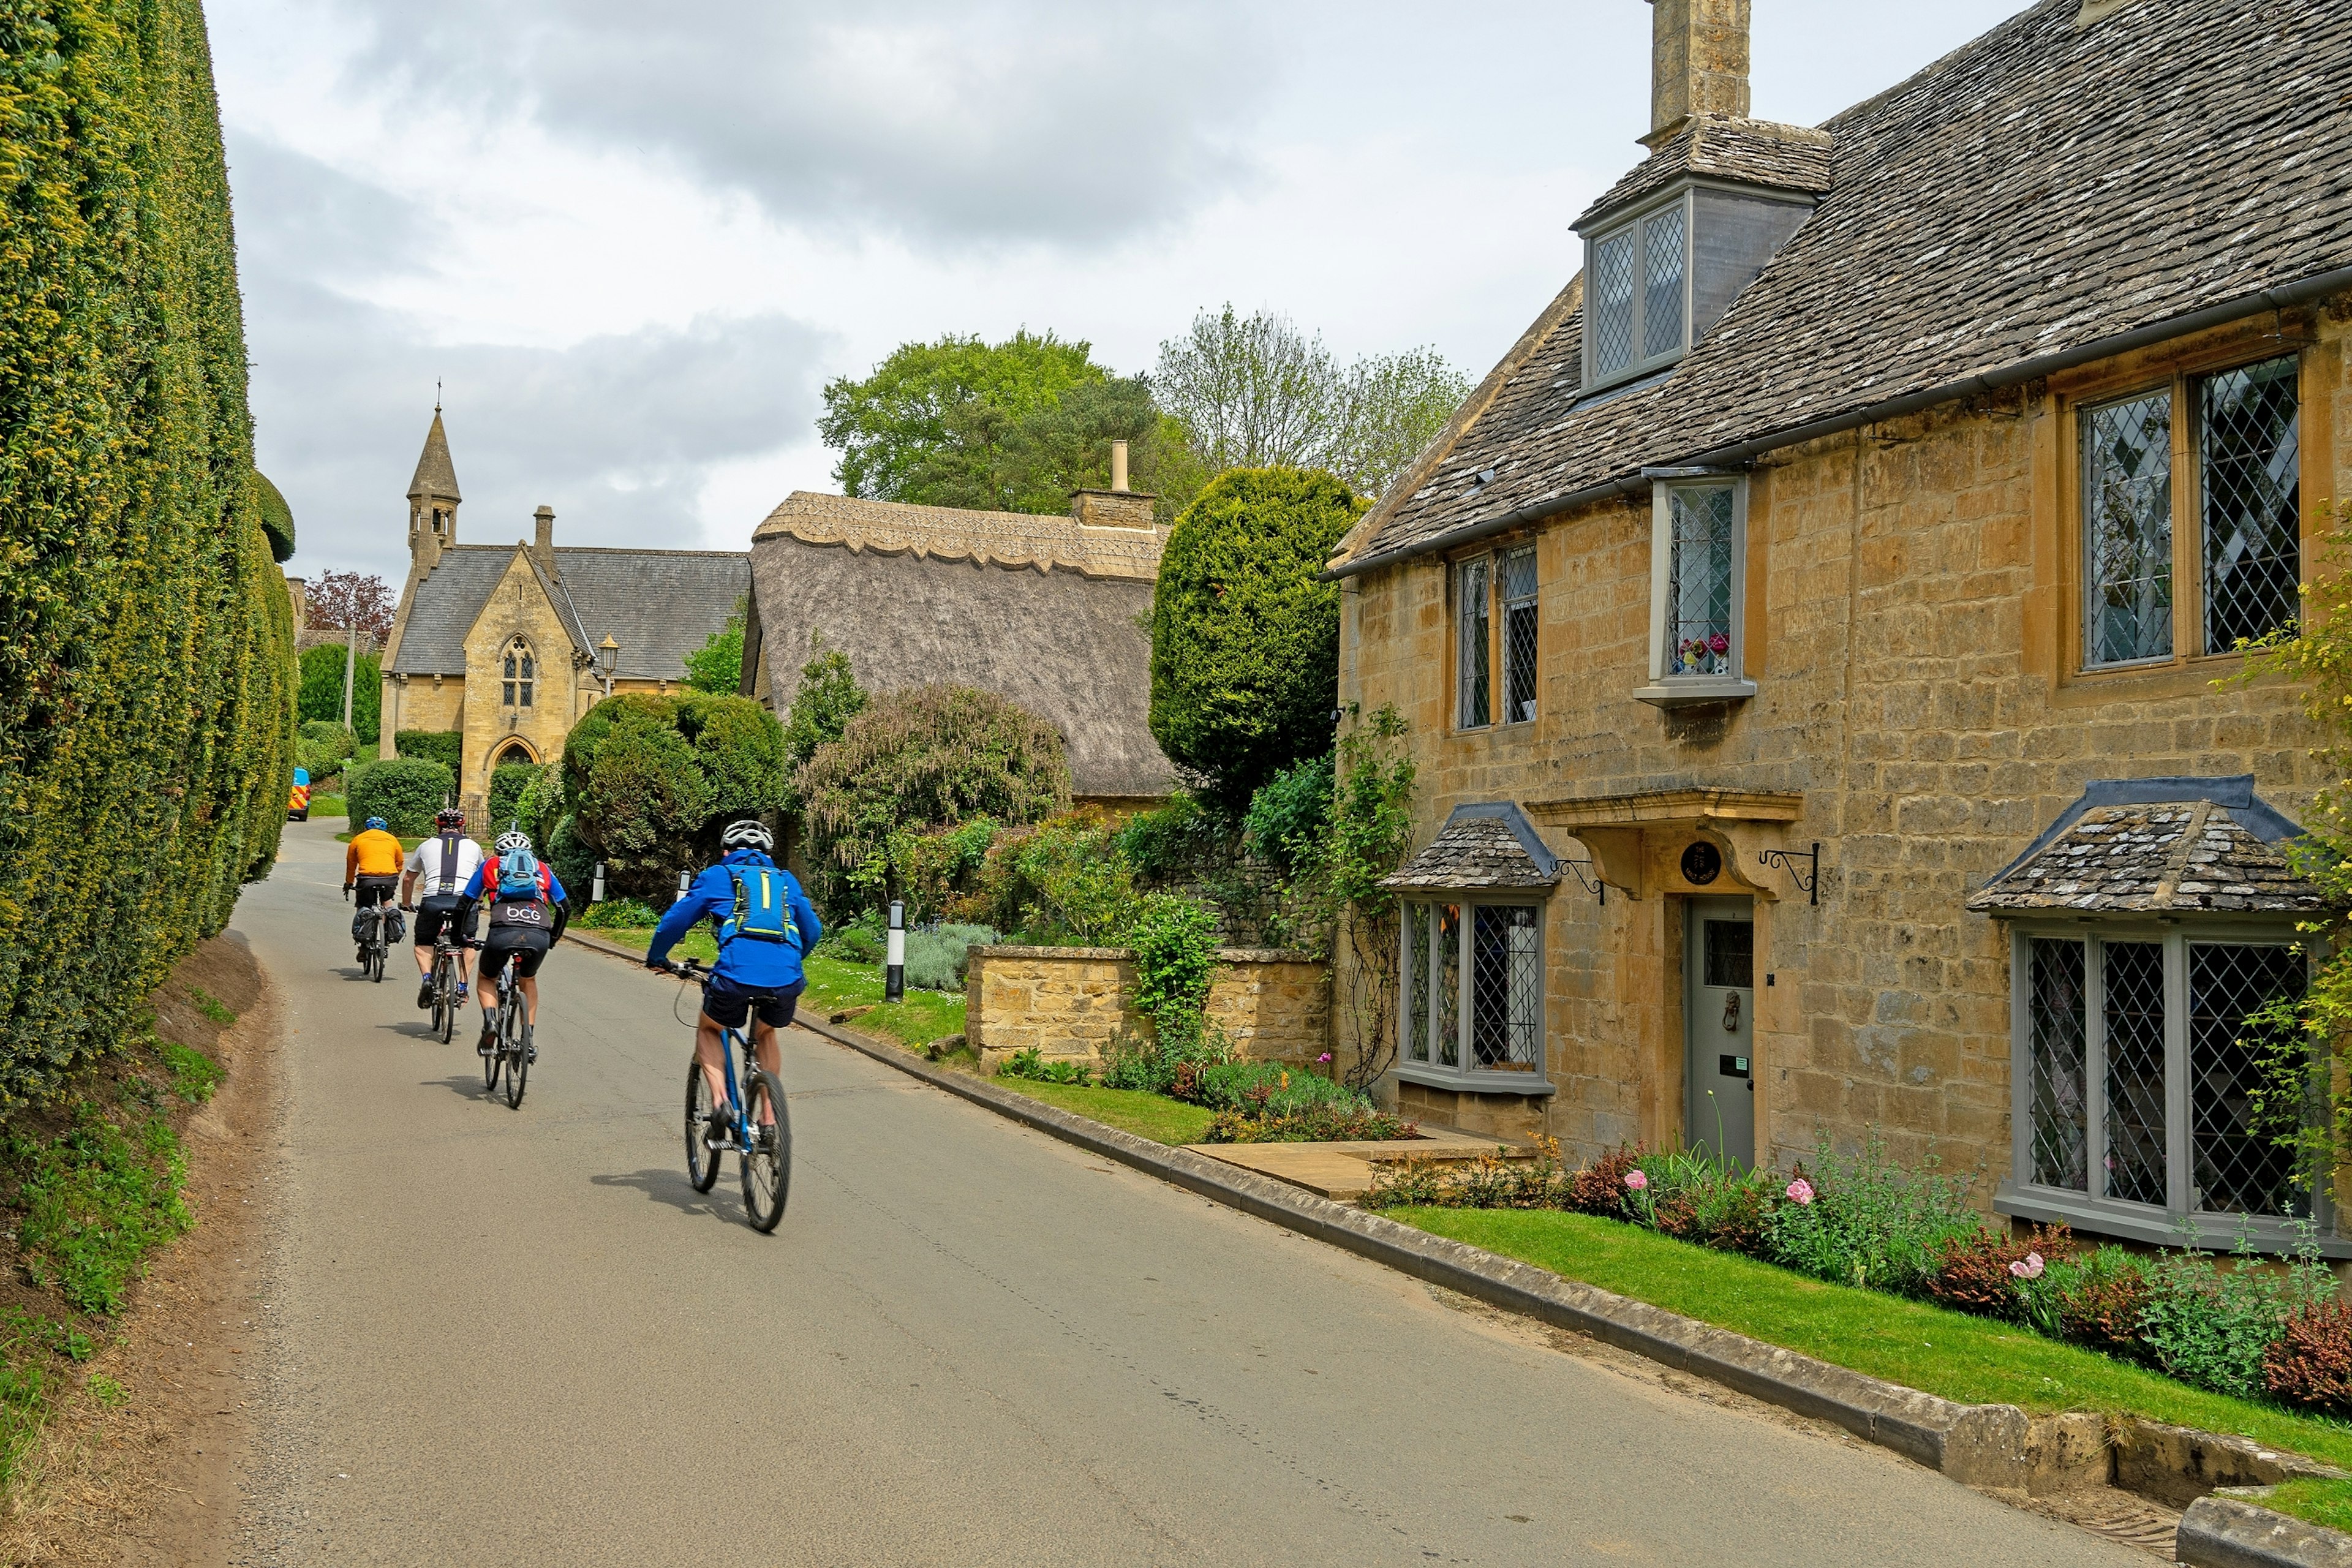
[646,820,821,1143]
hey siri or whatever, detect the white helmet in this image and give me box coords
[720,819,773,853]
[494,829,532,855]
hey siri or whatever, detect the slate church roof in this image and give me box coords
[386,544,746,683]
[1336,0,2352,576]
[1967,777,2329,916]
[745,491,1177,801]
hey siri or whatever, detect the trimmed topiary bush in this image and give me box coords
[347,758,454,837]
[395,729,464,774]
[797,685,1069,915]
[1148,468,1365,813]
[0,0,296,1104]
[562,693,786,897]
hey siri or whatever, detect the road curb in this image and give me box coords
[2180,1496,2352,1567]
[793,1012,2030,1491]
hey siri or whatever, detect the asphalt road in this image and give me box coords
[229,820,2141,1567]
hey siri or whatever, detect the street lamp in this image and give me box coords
[597,634,619,699]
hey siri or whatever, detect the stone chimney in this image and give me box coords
[532,505,557,579]
[1111,439,1131,494]
[1645,0,1751,146]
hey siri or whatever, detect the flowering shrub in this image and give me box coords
[1765,1131,1982,1295]
[1926,1225,2076,1317]
[1565,1145,1646,1218]
[2265,1301,2352,1414]
[2138,1234,2337,1401]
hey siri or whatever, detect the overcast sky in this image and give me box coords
[212,0,2037,586]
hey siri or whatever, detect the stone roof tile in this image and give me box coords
[1382,805,1561,894]
[1966,802,2328,916]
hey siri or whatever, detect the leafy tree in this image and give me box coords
[1148,468,1367,814]
[303,570,395,640]
[684,600,747,693]
[1153,306,1469,500]
[797,685,1070,914]
[820,330,1106,510]
[908,374,1204,521]
[297,643,380,743]
[563,693,788,896]
[780,638,869,813]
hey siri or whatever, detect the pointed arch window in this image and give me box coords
[502,638,535,709]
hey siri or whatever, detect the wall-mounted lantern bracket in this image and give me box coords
[1561,858,1605,904]
[1757,842,1820,905]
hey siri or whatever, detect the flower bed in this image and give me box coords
[998,1047,1408,1144]
[1365,1131,2352,1417]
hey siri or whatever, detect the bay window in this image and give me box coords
[1400,899,1545,1084]
[2002,922,2321,1250]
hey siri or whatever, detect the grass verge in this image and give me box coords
[984,1077,1217,1145]
[1397,1207,2352,1475]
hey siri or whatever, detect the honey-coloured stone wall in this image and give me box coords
[964,946,1330,1071]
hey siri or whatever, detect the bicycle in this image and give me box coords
[664,958,790,1232]
[417,911,464,1045]
[344,887,390,983]
[479,949,529,1109]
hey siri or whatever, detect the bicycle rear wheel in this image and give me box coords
[436,957,457,1044]
[369,932,386,982]
[739,1070,790,1232]
[684,1063,721,1193]
[502,1000,528,1109]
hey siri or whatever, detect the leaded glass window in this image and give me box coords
[2189,941,2309,1218]
[1642,211,1686,361]
[2201,356,2302,652]
[1501,547,1538,724]
[2083,391,2173,666]
[1456,557,1490,728]
[2011,929,2315,1235]
[501,638,536,709]
[1667,484,1736,676]
[1590,230,1637,379]
[1402,899,1542,1082]
[2102,941,2168,1207]
[2027,938,2087,1191]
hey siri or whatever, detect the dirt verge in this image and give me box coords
[0,933,282,1568]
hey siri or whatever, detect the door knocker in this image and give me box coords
[1722,991,1742,1032]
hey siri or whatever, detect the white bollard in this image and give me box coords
[885,900,906,1003]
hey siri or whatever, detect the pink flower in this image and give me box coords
[1624,1170,1649,1191]
[1317,1052,1333,1063]
[2008,1252,2045,1281]
[1785,1178,1815,1205]
[1708,632,1730,655]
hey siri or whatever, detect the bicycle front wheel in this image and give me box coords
[684,1063,721,1194]
[739,1070,790,1232]
[502,1004,528,1110]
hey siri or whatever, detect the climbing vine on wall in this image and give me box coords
[0,0,295,1104]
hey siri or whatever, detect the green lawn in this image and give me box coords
[985,1077,1217,1146]
[1398,1207,2352,1477]
[306,794,345,817]
[584,934,965,1050]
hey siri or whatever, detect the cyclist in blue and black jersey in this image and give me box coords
[645,820,820,1144]
[461,829,568,1063]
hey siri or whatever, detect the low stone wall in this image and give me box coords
[964,945,1329,1071]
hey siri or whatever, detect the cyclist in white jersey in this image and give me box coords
[402,807,485,1009]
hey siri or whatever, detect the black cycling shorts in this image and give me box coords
[480,928,553,981]
[353,874,400,907]
[701,974,803,1031]
[412,896,477,949]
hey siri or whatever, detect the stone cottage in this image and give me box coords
[741,445,1177,814]
[1329,0,2352,1254]
[379,407,748,820]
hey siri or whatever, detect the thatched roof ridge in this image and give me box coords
[755,491,1165,582]
[746,529,1175,802]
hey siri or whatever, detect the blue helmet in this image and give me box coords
[364,816,388,831]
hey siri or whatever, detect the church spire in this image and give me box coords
[407,402,461,572]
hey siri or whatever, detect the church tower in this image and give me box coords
[407,402,462,573]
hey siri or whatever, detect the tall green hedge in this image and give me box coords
[0,1,295,1105]
[347,758,453,838]
[394,729,462,774]
[1148,468,1364,814]
[563,693,787,897]
[296,642,379,743]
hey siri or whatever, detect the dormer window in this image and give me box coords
[1586,195,1691,390]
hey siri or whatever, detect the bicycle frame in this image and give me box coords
[714,1023,754,1155]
